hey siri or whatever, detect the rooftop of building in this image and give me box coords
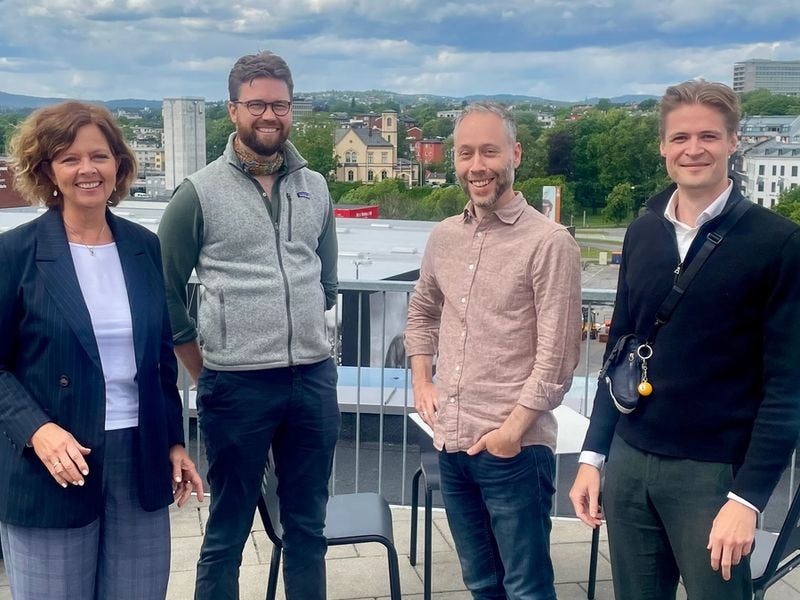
[335,127,394,148]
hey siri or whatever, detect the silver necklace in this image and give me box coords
[64,220,108,256]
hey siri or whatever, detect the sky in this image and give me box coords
[1,0,799,103]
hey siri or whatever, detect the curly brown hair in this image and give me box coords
[9,101,137,207]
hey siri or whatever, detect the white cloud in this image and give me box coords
[0,0,799,101]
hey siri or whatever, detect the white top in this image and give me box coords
[663,181,733,261]
[69,242,139,430]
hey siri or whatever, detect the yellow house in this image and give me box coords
[334,111,406,184]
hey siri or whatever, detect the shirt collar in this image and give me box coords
[462,192,527,224]
[664,179,733,229]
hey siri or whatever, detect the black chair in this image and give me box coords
[751,481,800,599]
[256,457,402,600]
[410,449,441,600]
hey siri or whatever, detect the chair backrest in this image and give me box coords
[257,451,284,546]
[754,481,800,586]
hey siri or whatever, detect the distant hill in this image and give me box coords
[582,94,659,105]
[0,89,658,112]
[0,91,162,111]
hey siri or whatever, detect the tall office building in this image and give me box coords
[733,59,800,96]
[163,97,206,192]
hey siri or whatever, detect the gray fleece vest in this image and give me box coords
[187,140,332,370]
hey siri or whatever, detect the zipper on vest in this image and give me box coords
[249,174,293,364]
[286,193,293,242]
[273,220,294,365]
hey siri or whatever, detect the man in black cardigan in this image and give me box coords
[570,80,800,599]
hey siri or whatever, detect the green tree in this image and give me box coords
[595,98,614,112]
[740,90,800,116]
[774,186,800,225]
[206,115,235,163]
[291,116,337,177]
[602,182,634,225]
[637,98,658,111]
[421,117,454,139]
[515,124,546,181]
[417,185,467,220]
[0,113,25,154]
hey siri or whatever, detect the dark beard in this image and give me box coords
[238,125,288,158]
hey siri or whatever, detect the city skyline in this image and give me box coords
[1,1,799,103]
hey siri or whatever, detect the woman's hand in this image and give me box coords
[169,444,205,507]
[30,422,91,488]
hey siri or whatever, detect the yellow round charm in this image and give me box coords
[638,381,653,396]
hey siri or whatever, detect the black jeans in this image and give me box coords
[193,359,340,600]
[604,435,752,600]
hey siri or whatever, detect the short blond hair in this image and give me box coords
[660,80,740,139]
[9,101,137,207]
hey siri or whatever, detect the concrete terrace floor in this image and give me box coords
[2,498,800,600]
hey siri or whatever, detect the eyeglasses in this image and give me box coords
[231,100,292,117]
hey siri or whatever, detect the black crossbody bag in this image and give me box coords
[600,199,752,414]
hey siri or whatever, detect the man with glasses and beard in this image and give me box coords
[158,51,339,600]
[405,102,582,599]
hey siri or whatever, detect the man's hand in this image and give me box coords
[30,422,91,488]
[169,444,205,507]
[413,380,439,428]
[467,427,521,458]
[569,463,603,528]
[707,499,756,581]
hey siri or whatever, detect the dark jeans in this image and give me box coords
[439,445,557,600]
[193,358,340,600]
[604,435,752,600]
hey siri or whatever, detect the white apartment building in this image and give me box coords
[292,97,313,119]
[733,59,800,96]
[163,97,206,192]
[739,140,800,208]
[739,116,800,144]
[436,109,463,120]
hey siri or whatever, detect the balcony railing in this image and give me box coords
[178,280,796,529]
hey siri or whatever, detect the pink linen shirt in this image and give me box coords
[405,193,582,452]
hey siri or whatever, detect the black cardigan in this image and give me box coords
[583,183,800,511]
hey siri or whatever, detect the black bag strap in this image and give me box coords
[645,198,752,343]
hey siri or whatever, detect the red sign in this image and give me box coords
[334,205,380,219]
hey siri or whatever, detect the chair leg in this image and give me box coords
[588,525,600,600]
[384,542,403,600]
[410,467,422,566]
[423,487,433,600]
[266,545,281,600]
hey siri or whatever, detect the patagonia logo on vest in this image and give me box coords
[297,191,310,199]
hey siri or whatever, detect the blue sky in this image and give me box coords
[1,0,799,102]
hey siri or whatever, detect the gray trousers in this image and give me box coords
[0,427,170,600]
[604,435,752,600]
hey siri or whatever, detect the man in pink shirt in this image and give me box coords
[405,101,582,599]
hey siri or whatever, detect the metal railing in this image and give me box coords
[178,281,617,511]
[178,279,797,529]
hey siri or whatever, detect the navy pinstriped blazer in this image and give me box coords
[0,207,185,528]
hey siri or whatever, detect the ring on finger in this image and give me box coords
[52,460,62,468]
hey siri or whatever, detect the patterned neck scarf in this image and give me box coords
[234,136,284,176]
